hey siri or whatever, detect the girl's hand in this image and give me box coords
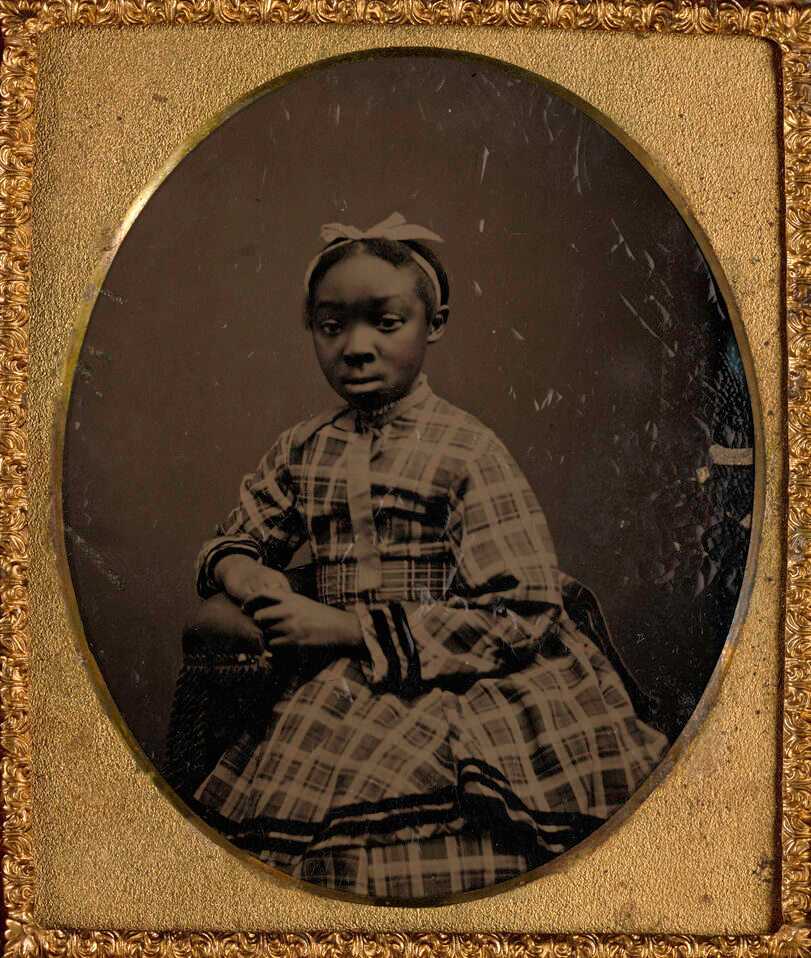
[252,591,365,658]
[214,554,291,606]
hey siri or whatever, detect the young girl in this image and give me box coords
[191,213,669,901]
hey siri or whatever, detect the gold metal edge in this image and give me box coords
[0,0,808,955]
[782,31,811,938]
[43,44,766,914]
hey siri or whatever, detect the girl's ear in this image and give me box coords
[427,305,449,343]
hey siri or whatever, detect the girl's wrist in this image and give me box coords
[330,607,365,654]
[338,607,364,643]
[213,553,256,590]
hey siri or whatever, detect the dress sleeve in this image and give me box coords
[353,436,563,693]
[196,431,307,598]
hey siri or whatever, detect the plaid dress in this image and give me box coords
[194,376,669,899]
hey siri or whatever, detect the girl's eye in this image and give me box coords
[317,319,343,336]
[378,314,405,331]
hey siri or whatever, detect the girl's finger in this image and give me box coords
[242,592,283,616]
[264,633,295,648]
[252,606,287,625]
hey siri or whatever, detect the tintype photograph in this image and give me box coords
[59,49,759,904]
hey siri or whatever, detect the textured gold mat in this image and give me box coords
[28,25,779,933]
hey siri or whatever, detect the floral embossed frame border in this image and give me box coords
[0,1,807,955]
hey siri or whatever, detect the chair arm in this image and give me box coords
[182,564,317,656]
[182,592,264,656]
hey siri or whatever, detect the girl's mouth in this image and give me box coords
[343,376,381,386]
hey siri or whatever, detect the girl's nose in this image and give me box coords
[343,323,377,363]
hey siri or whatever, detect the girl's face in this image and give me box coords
[310,251,447,409]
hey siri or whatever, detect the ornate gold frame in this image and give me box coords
[0,0,806,954]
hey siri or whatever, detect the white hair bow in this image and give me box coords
[304,213,446,307]
[319,212,444,245]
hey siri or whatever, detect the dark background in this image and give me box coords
[63,50,756,764]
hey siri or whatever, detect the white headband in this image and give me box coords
[303,212,445,308]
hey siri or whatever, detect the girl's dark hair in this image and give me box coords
[304,237,450,326]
